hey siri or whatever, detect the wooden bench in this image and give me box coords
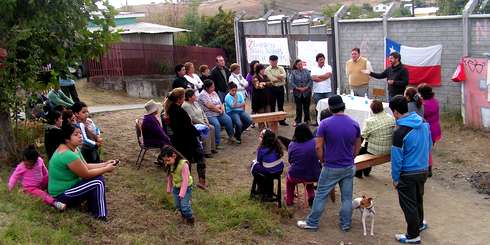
[355,154,391,171]
[250,111,288,134]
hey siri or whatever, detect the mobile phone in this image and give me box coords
[113,160,120,166]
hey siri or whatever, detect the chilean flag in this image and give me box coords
[385,38,442,86]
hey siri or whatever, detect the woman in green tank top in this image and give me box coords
[48,121,119,220]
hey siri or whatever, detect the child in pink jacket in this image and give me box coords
[8,145,66,210]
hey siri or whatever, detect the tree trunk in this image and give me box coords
[0,111,16,163]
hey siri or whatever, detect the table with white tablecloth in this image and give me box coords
[316,95,391,130]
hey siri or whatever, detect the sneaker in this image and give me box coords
[296,220,318,231]
[251,123,256,128]
[395,234,421,244]
[53,201,66,211]
[419,220,428,231]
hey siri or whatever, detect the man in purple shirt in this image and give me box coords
[297,95,361,231]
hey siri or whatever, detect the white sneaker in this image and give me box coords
[296,220,318,230]
[54,201,66,211]
[395,234,421,244]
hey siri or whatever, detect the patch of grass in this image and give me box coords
[194,191,282,236]
[440,111,463,130]
[0,172,92,244]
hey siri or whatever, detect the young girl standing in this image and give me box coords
[163,146,195,225]
[8,145,66,210]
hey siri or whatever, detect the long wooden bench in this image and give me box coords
[250,111,288,134]
[355,154,391,171]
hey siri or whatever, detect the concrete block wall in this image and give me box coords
[337,18,464,112]
[388,18,463,112]
[470,17,490,57]
[337,20,385,96]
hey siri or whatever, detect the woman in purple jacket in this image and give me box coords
[250,129,285,198]
[285,124,321,206]
[417,83,441,177]
[141,100,171,166]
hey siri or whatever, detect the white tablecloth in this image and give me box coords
[316,95,391,130]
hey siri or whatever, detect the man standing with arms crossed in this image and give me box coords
[389,95,431,244]
[311,53,333,126]
[346,48,372,96]
[265,55,288,126]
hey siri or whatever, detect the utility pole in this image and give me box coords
[412,0,415,17]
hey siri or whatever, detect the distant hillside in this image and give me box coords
[124,0,383,23]
[198,0,380,17]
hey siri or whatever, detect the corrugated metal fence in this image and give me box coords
[87,43,226,80]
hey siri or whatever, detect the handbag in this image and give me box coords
[451,58,466,82]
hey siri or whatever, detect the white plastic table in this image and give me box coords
[316,95,391,130]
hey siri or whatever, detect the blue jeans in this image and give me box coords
[172,186,193,219]
[312,92,334,105]
[207,114,234,145]
[306,165,355,229]
[228,110,252,140]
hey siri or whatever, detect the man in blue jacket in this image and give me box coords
[389,95,431,244]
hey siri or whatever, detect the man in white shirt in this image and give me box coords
[311,53,333,126]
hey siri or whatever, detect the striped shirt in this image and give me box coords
[361,112,395,156]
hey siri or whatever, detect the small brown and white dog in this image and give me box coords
[352,195,376,236]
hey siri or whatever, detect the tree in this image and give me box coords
[176,6,235,62]
[436,0,466,15]
[201,7,236,62]
[346,5,362,19]
[393,7,413,17]
[0,0,119,162]
[322,4,342,18]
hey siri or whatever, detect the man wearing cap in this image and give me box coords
[297,95,361,231]
[141,99,171,165]
[265,55,288,126]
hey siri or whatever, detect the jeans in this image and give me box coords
[228,111,252,140]
[306,166,355,229]
[172,186,193,219]
[217,91,227,103]
[81,145,101,163]
[271,86,285,112]
[397,172,427,239]
[207,114,234,145]
[294,95,311,123]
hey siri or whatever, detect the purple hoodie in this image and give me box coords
[422,97,442,142]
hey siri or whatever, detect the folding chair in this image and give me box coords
[134,118,161,169]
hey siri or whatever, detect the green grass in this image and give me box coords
[0,172,93,244]
[194,191,282,236]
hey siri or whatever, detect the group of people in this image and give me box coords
[8,48,443,242]
[9,100,116,221]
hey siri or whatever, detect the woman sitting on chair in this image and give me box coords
[141,100,172,166]
[250,129,284,199]
[285,124,321,206]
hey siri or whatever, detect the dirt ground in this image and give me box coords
[89,103,490,245]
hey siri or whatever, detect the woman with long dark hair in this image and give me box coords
[289,59,313,126]
[250,129,285,197]
[285,124,321,206]
[404,87,424,117]
[251,64,273,114]
[246,60,260,100]
[164,88,207,189]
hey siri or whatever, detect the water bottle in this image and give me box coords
[364,93,368,105]
[350,89,354,100]
[336,87,340,95]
